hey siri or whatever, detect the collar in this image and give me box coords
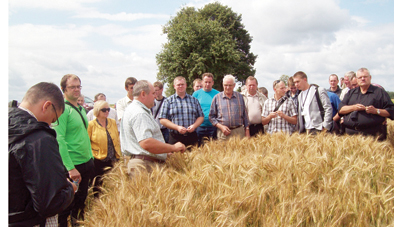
[270,95,287,102]
[221,91,236,99]
[134,100,151,113]
[246,91,258,97]
[175,93,189,99]
[353,84,375,94]
[19,106,38,120]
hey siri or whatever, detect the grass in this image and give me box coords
[83,120,394,226]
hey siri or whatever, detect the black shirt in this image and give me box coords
[339,84,394,132]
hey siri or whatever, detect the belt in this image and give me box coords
[171,131,196,137]
[249,123,263,127]
[229,125,242,129]
[131,155,165,164]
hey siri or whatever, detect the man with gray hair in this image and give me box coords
[9,82,76,226]
[339,67,394,141]
[209,75,250,140]
[339,71,355,100]
[120,80,186,175]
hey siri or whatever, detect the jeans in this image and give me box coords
[196,126,217,146]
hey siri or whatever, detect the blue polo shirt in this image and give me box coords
[193,88,219,127]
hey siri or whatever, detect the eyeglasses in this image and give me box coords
[51,104,60,127]
[100,108,110,112]
[67,86,82,90]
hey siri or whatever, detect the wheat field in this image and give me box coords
[83,121,394,226]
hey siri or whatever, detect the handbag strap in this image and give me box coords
[273,96,287,112]
[153,97,165,119]
[65,101,87,129]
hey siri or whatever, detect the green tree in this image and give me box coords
[279,75,289,86]
[387,91,394,99]
[156,2,256,95]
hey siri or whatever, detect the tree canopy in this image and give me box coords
[156,2,257,95]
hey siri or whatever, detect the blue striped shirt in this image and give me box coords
[158,93,204,133]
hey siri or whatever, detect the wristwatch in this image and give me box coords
[377,109,381,115]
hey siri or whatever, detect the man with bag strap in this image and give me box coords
[151,81,169,143]
[262,80,297,134]
[293,71,333,135]
[54,74,94,226]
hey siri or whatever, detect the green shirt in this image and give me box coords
[54,100,93,171]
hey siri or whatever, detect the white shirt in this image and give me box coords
[116,96,133,121]
[120,100,167,161]
[300,89,312,129]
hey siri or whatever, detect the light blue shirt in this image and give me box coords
[192,88,219,127]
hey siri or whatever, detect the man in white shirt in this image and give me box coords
[120,80,185,176]
[116,77,137,122]
[293,71,333,134]
[241,76,267,136]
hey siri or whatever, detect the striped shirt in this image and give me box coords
[262,96,297,134]
[158,93,204,133]
[209,91,249,128]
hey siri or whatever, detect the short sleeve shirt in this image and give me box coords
[120,100,167,161]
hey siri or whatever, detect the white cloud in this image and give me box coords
[8,23,164,104]
[8,0,394,105]
[9,0,97,12]
[73,11,169,21]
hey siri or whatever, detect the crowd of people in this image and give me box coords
[8,67,394,226]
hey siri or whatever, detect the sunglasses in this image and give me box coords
[100,108,110,113]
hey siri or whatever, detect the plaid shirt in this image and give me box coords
[262,96,297,134]
[209,91,249,128]
[158,93,204,133]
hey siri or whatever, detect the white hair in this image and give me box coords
[223,74,235,84]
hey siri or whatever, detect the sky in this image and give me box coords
[7,0,394,104]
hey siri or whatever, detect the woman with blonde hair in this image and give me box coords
[88,100,121,197]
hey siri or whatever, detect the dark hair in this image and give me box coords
[23,82,65,113]
[293,71,308,80]
[202,73,214,80]
[258,87,268,96]
[125,77,138,88]
[94,93,106,101]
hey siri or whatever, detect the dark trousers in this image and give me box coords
[161,128,169,143]
[249,123,264,137]
[169,131,198,149]
[196,126,217,146]
[345,124,387,141]
[92,158,115,198]
[58,159,94,227]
